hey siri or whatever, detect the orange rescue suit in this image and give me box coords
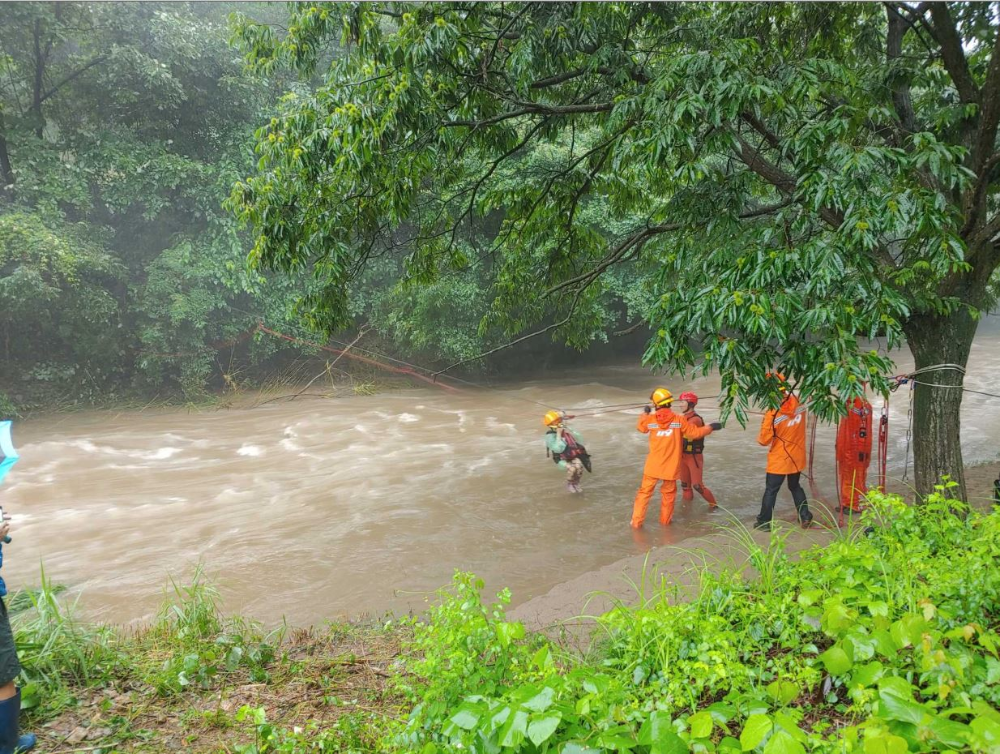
[836,396,873,512]
[757,395,808,475]
[638,408,713,479]
[631,408,714,528]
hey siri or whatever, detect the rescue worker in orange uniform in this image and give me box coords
[631,388,721,529]
[677,392,718,508]
[754,373,814,531]
[836,396,873,515]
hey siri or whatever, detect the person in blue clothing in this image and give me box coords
[0,420,33,754]
[0,517,34,754]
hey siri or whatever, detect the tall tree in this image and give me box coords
[232,2,1000,498]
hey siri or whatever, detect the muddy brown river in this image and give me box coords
[4,318,1000,626]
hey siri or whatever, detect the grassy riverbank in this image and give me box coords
[19,485,1000,752]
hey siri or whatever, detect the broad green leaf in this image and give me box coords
[527,715,561,746]
[878,677,927,725]
[449,707,479,731]
[819,646,853,675]
[851,661,884,688]
[871,630,898,658]
[926,715,970,748]
[862,733,907,754]
[523,687,555,713]
[689,710,713,738]
[763,730,804,754]
[646,712,687,754]
[765,680,800,705]
[719,737,743,754]
[561,745,602,754]
[741,714,772,751]
[971,716,1000,748]
[499,709,529,748]
[533,645,554,670]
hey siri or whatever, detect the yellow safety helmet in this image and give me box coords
[542,410,562,427]
[766,372,790,393]
[650,387,673,408]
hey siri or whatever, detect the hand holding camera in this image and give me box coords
[0,509,11,544]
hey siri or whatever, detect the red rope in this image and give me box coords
[877,397,889,491]
[145,323,263,359]
[256,325,460,393]
[807,415,829,507]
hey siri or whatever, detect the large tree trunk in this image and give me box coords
[0,111,13,193]
[903,306,979,500]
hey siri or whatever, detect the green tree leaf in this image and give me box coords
[741,714,773,751]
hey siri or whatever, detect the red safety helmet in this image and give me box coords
[678,391,698,405]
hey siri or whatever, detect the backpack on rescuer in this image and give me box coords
[546,427,593,473]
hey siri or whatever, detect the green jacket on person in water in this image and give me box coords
[545,425,584,469]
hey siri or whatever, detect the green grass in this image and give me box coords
[12,566,121,716]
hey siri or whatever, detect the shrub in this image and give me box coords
[396,488,1000,752]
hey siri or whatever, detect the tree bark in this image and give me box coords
[30,19,46,139]
[903,305,979,500]
[0,114,13,190]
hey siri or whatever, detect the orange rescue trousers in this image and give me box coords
[631,475,677,528]
[679,454,717,507]
[839,465,868,512]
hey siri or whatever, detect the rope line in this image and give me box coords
[902,380,914,482]
[257,325,461,393]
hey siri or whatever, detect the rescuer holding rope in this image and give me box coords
[755,373,814,531]
[543,410,591,494]
[631,388,721,528]
[677,392,719,509]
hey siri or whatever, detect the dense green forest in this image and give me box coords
[0,3,298,408]
[0,2,646,414]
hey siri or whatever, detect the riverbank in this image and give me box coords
[25,486,1000,752]
[509,458,1000,633]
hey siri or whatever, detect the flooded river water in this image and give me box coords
[4,317,1000,626]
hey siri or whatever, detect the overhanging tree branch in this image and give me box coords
[38,54,109,104]
[431,284,588,377]
[973,26,1000,172]
[929,3,978,105]
[444,101,614,128]
[885,5,918,135]
[530,63,650,89]
[544,222,683,298]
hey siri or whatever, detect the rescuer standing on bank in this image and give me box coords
[754,373,814,531]
[677,392,718,508]
[543,410,591,493]
[631,388,721,528]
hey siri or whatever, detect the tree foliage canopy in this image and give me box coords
[231,2,1000,492]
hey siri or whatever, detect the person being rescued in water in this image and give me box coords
[631,388,722,529]
[543,410,591,494]
[677,392,719,509]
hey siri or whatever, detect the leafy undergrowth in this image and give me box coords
[16,484,1000,752]
[15,570,408,753]
[391,485,1000,753]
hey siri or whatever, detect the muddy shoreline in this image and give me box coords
[509,460,1000,632]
